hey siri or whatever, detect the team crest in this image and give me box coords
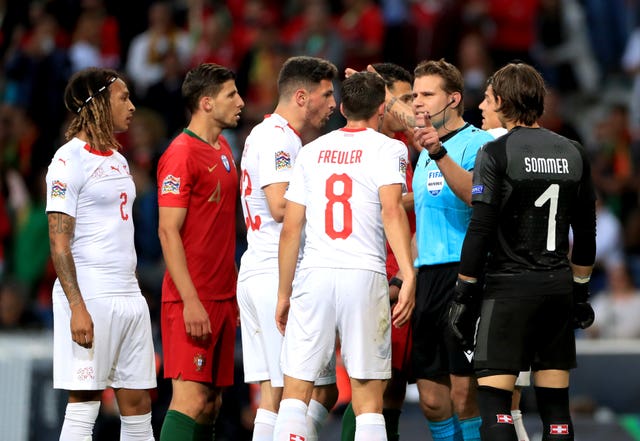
[161,174,181,195]
[51,180,67,199]
[289,434,305,441]
[275,150,291,170]
[193,353,206,372]
[427,170,444,196]
[399,156,407,175]
[221,155,231,172]
[496,414,513,424]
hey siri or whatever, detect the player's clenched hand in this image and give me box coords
[413,115,440,154]
[392,276,415,328]
[70,302,94,348]
[183,298,212,340]
[275,294,290,336]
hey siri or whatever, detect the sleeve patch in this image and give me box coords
[399,156,408,174]
[472,184,484,195]
[161,174,181,195]
[51,180,67,199]
[275,150,291,170]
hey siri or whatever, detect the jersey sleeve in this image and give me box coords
[470,140,504,206]
[569,141,597,266]
[157,144,193,208]
[258,128,298,188]
[284,148,308,207]
[461,132,492,171]
[374,138,408,192]
[45,149,83,217]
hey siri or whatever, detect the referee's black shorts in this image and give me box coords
[411,262,475,380]
[474,272,577,375]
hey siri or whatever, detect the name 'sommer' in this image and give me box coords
[524,157,569,174]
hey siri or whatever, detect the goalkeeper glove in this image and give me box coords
[572,280,595,329]
[448,278,482,351]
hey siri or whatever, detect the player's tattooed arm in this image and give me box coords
[47,212,83,306]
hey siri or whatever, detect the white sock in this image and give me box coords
[59,401,101,441]
[511,409,530,441]
[252,408,277,441]
[355,412,387,441]
[120,412,154,441]
[273,399,308,441]
[306,399,329,441]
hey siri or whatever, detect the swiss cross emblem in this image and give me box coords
[289,434,305,441]
[550,424,569,435]
[496,414,513,424]
[193,353,206,372]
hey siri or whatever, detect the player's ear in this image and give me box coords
[202,96,213,112]
[295,89,307,107]
[378,102,385,119]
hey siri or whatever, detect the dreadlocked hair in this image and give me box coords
[64,67,122,151]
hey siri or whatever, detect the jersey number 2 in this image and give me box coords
[241,170,261,231]
[119,192,129,221]
[534,184,559,251]
[325,174,352,239]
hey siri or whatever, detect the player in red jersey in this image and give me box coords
[157,63,244,441]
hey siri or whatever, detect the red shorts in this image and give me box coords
[391,319,412,374]
[161,298,237,386]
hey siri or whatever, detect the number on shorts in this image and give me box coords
[534,183,559,251]
[325,173,352,239]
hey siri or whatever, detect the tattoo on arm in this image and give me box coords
[48,213,84,306]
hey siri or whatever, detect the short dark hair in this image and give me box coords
[488,62,545,126]
[341,72,385,120]
[371,62,413,88]
[182,63,236,113]
[414,58,464,115]
[277,56,338,98]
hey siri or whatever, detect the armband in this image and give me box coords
[389,277,403,289]
[428,144,447,161]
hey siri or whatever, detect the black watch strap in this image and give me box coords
[429,143,447,161]
[389,277,403,288]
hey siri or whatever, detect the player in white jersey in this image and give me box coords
[237,56,339,441]
[273,72,416,441]
[46,68,156,441]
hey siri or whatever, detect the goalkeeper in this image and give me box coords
[448,62,596,441]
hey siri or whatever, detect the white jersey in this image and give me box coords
[238,113,302,280]
[45,137,140,300]
[286,127,408,274]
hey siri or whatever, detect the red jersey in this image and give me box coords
[385,136,416,279]
[158,130,238,302]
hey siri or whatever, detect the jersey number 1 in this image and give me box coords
[325,174,352,239]
[534,183,559,251]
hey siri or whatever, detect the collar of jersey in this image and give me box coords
[440,122,470,143]
[83,144,113,156]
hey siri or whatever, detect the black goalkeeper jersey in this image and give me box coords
[460,126,596,278]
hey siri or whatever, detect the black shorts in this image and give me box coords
[474,274,577,374]
[411,263,474,379]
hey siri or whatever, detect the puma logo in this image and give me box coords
[58,158,67,165]
[208,164,217,172]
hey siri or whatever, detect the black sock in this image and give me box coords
[535,386,574,441]
[477,385,517,441]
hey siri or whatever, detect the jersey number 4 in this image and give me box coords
[325,174,352,239]
[534,183,559,251]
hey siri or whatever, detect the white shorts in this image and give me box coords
[238,272,334,387]
[515,370,531,387]
[53,295,157,390]
[281,268,391,382]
